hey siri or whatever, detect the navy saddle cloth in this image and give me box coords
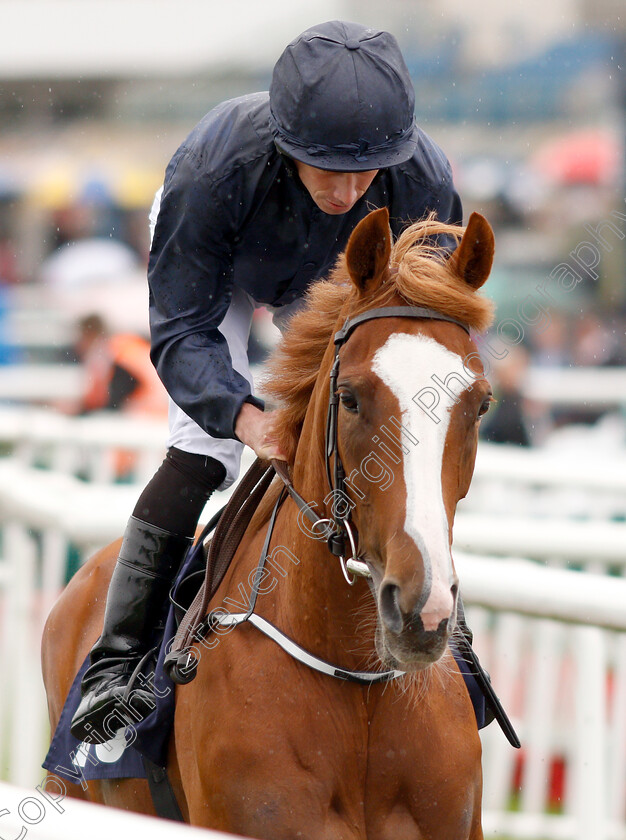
[43,539,488,785]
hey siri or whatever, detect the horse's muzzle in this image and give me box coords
[377,578,454,668]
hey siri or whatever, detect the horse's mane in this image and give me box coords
[261,215,494,463]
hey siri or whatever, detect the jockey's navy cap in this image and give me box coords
[269,20,419,172]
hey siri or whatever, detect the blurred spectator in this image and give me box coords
[73,313,167,417]
[528,311,570,367]
[0,239,18,363]
[571,311,623,367]
[0,235,19,285]
[481,346,532,447]
[0,284,16,365]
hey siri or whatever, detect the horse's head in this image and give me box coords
[331,208,494,670]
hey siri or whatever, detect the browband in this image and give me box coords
[334,305,470,346]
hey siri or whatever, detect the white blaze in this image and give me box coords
[372,333,476,629]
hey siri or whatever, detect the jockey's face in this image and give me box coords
[294,161,379,215]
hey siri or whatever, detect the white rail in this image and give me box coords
[458,557,626,840]
[1,407,625,508]
[523,366,626,408]
[454,513,626,569]
[456,552,626,630]
[0,780,242,840]
[2,405,625,490]
[0,366,83,403]
[464,439,626,521]
[0,406,168,484]
[473,441,626,493]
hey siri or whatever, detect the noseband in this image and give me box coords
[279,305,470,584]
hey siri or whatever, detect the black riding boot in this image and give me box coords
[69,516,192,742]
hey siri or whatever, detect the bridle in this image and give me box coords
[172,304,471,686]
[166,301,520,744]
[276,304,471,584]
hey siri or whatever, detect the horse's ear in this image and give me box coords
[448,212,494,290]
[345,208,392,295]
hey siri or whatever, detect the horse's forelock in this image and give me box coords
[381,215,494,333]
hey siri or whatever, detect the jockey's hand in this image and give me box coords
[235,402,287,462]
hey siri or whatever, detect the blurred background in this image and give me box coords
[0,0,624,426]
[1,2,626,839]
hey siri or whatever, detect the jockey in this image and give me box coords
[70,20,468,739]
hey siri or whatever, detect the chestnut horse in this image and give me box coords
[42,208,495,838]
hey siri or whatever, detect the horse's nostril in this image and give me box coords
[379,580,403,635]
[450,581,459,599]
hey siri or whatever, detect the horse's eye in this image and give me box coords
[339,391,359,414]
[478,395,493,418]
